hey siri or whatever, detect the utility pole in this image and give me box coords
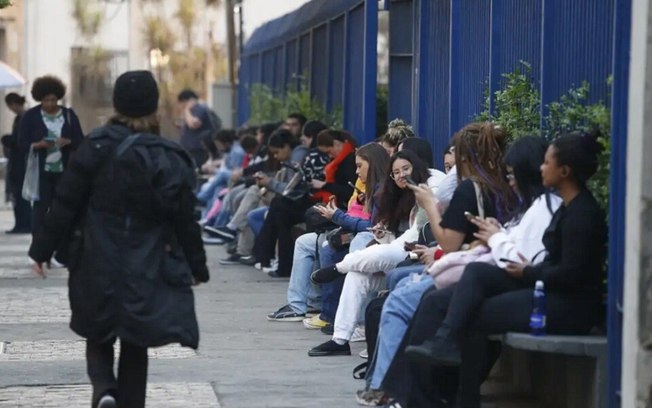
[225,0,237,126]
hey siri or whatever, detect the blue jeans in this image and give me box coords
[320,232,373,323]
[247,206,267,236]
[387,264,425,291]
[197,168,231,207]
[367,272,435,390]
[287,232,323,314]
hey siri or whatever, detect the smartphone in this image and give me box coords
[499,257,518,264]
[464,211,475,221]
[404,176,417,186]
[404,241,418,251]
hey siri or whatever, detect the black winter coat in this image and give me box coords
[28,124,209,349]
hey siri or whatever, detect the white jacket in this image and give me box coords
[488,193,562,268]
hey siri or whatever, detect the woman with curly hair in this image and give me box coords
[18,75,84,261]
[381,119,415,156]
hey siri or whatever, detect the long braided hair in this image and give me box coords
[453,122,515,223]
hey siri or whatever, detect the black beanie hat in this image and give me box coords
[113,70,159,118]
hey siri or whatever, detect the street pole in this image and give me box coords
[225,0,237,126]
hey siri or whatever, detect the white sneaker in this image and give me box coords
[50,258,65,269]
[202,236,224,245]
[359,348,368,359]
[351,326,366,343]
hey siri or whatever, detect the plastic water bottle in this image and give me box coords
[529,280,546,336]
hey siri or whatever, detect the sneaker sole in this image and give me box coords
[307,349,351,357]
[97,396,117,408]
[350,336,367,343]
[205,227,236,241]
[218,260,241,265]
[266,315,305,322]
[303,321,329,330]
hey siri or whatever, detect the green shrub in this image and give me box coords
[248,80,342,128]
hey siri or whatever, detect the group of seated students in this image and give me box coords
[197,115,606,408]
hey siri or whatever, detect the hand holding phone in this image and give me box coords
[404,176,417,186]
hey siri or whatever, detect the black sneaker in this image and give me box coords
[226,241,237,255]
[404,337,461,366]
[96,393,117,408]
[310,265,341,284]
[308,339,351,357]
[321,324,334,335]
[205,225,237,241]
[238,255,256,266]
[219,253,242,265]
[267,304,306,322]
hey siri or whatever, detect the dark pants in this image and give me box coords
[382,286,456,407]
[317,243,346,323]
[253,195,311,276]
[31,172,62,236]
[9,174,32,231]
[86,338,148,408]
[400,263,601,407]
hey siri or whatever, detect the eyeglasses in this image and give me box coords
[390,165,413,180]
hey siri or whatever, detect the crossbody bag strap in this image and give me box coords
[472,181,485,218]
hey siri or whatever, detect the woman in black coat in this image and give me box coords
[17,76,84,257]
[2,93,31,233]
[29,71,209,408]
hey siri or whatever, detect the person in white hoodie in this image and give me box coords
[356,135,561,406]
[308,139,446,357]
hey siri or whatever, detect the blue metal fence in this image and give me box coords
[240,4,627,404]
[391,0,615,161]
[238,0,377,144]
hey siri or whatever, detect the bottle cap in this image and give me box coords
[535,280,544,290]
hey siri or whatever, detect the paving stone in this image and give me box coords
[0,340,196,362]
[0,383,220,407]
[0,288,70,324]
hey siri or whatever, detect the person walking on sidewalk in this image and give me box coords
[1,93,31,233]
[18,75,84,253]
[28,71,209,408]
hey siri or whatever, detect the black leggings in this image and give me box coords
[86,338,148,408]
[407,263,601,407]
[253,194,311,276]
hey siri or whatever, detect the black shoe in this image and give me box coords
[96,393,117,408]
[205,225,237,241]
[308,339,351,357]
[310,265,341,284]
[321,324,334,335]
[404,338,461,366]
[219,253,242,265]
[238,255,257,266]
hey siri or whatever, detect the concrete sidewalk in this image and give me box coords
[0,206,365,407]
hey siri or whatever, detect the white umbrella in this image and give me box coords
[0,60,25,89]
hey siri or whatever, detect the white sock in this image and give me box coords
[332,337,348,345]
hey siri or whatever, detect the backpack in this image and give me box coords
[206,108,222,131]
[96,131,195,222]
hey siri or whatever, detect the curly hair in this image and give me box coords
[31,75,66,101]
[382,118,415,148]
[453,122,515,222]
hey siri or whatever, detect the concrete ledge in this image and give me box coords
[502,333,607,358]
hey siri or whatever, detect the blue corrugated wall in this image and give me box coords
[238,0,377,143]
[390,0,615,165]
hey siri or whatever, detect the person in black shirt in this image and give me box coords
[402,132,607,408]
[2,93,31,233]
